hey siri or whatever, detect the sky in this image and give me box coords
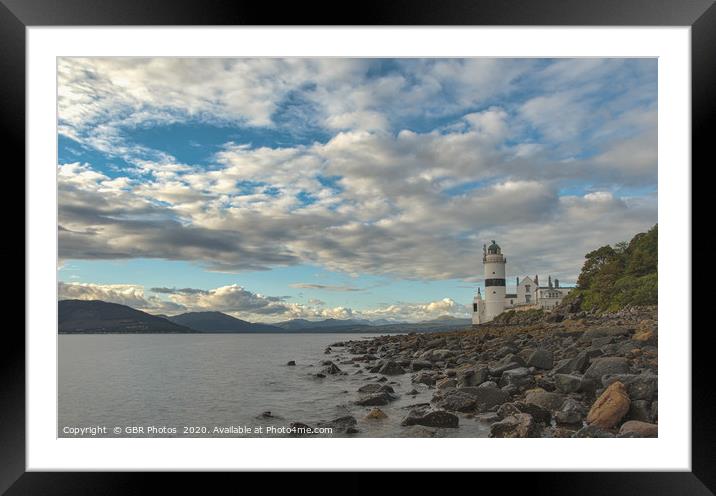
[57,57,658,323]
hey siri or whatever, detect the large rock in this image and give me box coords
[584,357,630,380]
[554,374,582,393]
[401,410,459,428]
[358,383,394,394]
[489,413,540,438]
[524,389,566,412]
[410,360,433,371]
[499,367,535,389]
[602,373,657,401]
[497,401,551,424]
[553,351,589,374]
[378,361,406,375]
[435,385,510,413]
[456,366,489,387]
[527,349,554,369]
[555,398,587,425]
[412,371,437,386]
[434,390,479,412]
[365,408,388,420]
[354,392,395,406]
[618,420,658,438]
[317,416,357,433]
[322,362,342,375]
[436,377,457,390]
[586,380,630,429]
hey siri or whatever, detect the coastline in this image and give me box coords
[306,305,658,438]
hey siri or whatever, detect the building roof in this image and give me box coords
[487,240,501,254]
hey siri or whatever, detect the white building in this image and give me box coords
[472,241,573,325]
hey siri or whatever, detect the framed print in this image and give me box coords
[5,0,711,491]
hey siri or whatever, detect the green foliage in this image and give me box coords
[492,308,544,324]
[571,224,657,312]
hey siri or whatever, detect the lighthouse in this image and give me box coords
[483,240,506,322]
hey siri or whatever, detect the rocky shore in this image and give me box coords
[297,305,658,438]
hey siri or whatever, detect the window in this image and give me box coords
[525,285,531,292]
[526,295,531,302]
[473,303,477,312]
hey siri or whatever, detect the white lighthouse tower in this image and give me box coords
[483,240,507,322]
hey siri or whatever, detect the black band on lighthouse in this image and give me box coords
[485,278,506,287]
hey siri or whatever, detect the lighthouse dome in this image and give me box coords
[487,240,501,254]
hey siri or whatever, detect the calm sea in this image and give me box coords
[59,333,489,438]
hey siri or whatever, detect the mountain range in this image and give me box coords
[58,299,472,334]
[59,299,195,334]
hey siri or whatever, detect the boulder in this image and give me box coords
[586,380,630,429]
[489,413,540,438]
[286,360,296,366]
[401,409,459,428]
[365,408,388,420]
[602,373,657,401]
[527,349,554,370]
[627,400,653,422]
[524,389,566,412]
[632,326,657,345]
[378,361,406,376]
[322,362,342,375]
[358,383,394,394]
[584,357,630,380]
[434,390,479,412]
[410,360,433,371]
[554,374,582,393]
[435,385,510,413]
[456,366,489,387]
[436,377,457,390]
[554,398,587,425]
[499,367,535,389]
[412,371,436,386]
[317,416,357,433]
[497,401,551,424]
[354,392,395,406]
[618,420,658,438]
[553,351,589,374]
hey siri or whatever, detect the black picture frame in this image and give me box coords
[4,0,709,492]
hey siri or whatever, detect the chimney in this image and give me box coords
[516,276,520,286]
[535,274,539,285]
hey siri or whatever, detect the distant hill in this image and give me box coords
[59,300,195,334]
[166,311,282,333]
[274,318,372,330]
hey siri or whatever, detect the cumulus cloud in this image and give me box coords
[58,281,185,313]
[289,283,365,292]
[57,58,657,284]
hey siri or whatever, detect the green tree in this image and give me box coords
[569,224,657,312]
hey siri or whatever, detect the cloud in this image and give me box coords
[289,283,364,292]
[58,281,185,313]
[57,58,657,283]
[163,284,289,315]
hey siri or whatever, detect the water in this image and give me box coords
[59,333,490,438]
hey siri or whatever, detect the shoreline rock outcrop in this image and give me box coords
[324,305,657,438]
